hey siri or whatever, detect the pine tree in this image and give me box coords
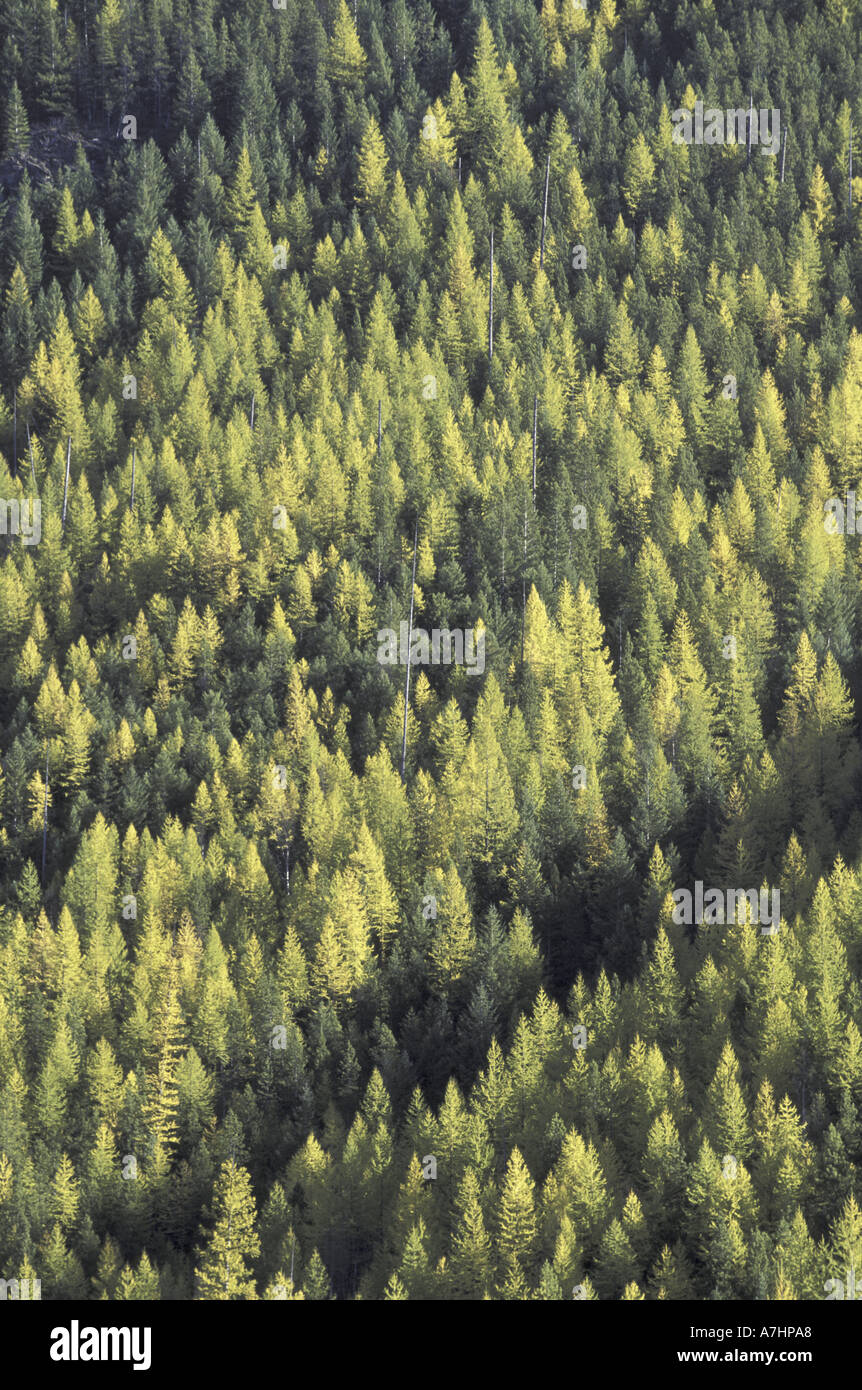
[195,1160,261,1300]
[356,116,388,216]
[143,960,185,1159]
[3,81,30,158]
[468,19,511,179]
[327,1,367,90]
[1,264,36,387]
[428,863,476,992]
[622,133,655,220]
[496,1147,538,1290]
[450,1167,493,1298]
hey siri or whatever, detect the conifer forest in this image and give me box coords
[2,0,862,1310]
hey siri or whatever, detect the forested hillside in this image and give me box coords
[1,0,861,1301]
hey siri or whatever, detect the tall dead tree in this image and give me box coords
[61,435,72,533]
[780,125,788,183]
[539,154,551,268]
[26,419,36,487]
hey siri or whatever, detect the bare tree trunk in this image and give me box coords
[539,153,550,267]
[780,126,787,183]
[61,436,72,532]
[27,418,36,487]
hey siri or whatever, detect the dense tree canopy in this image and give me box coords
[0,0,861,1300]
